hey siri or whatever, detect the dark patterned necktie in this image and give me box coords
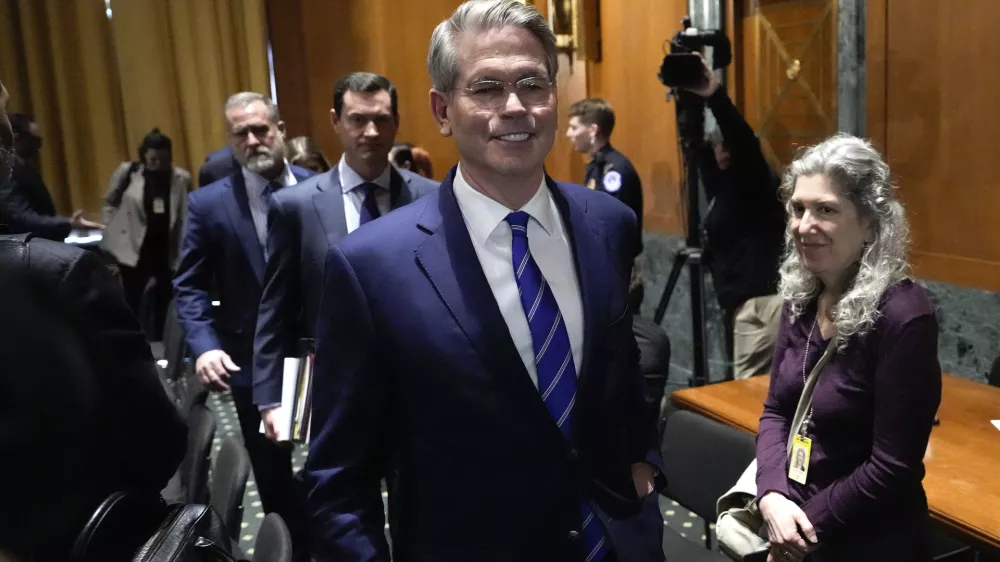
[358,182,382,226]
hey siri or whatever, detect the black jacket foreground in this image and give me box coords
[0,237,187,561]
[700,89,786,311]
[0,158,72,240]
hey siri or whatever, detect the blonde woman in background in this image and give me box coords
[286,136,331,173]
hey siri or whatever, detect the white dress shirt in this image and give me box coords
[243,161,298,248]
[338,154,392,233]
[452,164,584,387]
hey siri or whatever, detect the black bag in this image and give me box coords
[70,492,246,562]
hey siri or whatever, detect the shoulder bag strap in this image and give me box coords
[785,337,838,457]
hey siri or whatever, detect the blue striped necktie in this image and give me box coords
[504,211,609,562]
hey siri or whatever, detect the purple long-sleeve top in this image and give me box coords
[756,280,942,548]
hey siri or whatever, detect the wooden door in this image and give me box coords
[740,0,837,171]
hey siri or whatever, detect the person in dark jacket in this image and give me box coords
[0,77,186,562]
[0,114,104,240]
[684,57,786,380]
[566,98,644,257]
[197,145,239,188]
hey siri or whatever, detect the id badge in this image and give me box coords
[152,197,166,215]
[788,434,812,485]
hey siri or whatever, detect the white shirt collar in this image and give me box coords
[242,159,296,193]
[338,154,392,194]
[452,163,558,248]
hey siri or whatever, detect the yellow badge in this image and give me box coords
[789,434,812,485]
[587,178,596,190]
[152,197,166,215]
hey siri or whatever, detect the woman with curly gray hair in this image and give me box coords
[754,134,941,562]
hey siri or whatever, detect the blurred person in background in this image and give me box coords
[197,145,240,188]
[685,55,786,380]
[0,79,186,562]
[410,145,434,178]
[389,141,414,170]
[391,142,435,179]
[566,97,644,257]
[101,128,192,338]
[0,113,104,240]
[286,136,332,173]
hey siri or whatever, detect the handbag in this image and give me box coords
[70,492,246,562]
[715,336,838,561]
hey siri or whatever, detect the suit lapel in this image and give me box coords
[414,169,568,445]
[548,179,610,389]
[223,171,266,281]
[312,166,349,240]
[389,167,412,209]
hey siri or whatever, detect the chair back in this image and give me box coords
[210,438,251,540]
[162,299,189,382]
[181,404,216,504]
[989,356,1000,388]
[661,409,756,521]
[253,513,293,562]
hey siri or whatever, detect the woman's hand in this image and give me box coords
[759,492,818,561]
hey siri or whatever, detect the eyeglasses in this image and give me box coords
[459,76,553,110]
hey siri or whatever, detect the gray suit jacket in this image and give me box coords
[100,162,192,269]
[252,164,438,406]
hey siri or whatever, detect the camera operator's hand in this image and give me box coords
[682,53,721,98]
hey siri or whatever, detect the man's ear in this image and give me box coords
[276,120,287,136]
[329,109,341,132]
[429,89,452,137]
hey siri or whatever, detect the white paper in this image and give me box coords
[259,357,301,442]
[992,420,1000,431]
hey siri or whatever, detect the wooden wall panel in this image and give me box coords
[870,0,1000,291]
[268,0,689,234]
[590,0,688,234]
[740,0,838,171]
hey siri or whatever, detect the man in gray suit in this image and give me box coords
[254,72,438,435]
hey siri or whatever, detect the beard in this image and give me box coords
[238,140,285,176]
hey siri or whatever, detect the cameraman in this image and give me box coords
[684,56,786,380]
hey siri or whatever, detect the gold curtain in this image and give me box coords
[0,0,270,216]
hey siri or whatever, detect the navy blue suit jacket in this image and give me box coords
[252,165,438,406]
[304,168,665,562]
[173,165,314,386]
[198,146,240,188]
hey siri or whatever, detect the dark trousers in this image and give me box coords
[231,386,310,560]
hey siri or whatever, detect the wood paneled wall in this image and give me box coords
[588,0,689,234]
[267,0,689,234]
[268,0,462,181]
[867,0,1000,291]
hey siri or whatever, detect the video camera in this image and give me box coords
[658,16,732,89]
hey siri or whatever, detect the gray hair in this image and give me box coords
[427,0,558,92]
[223,92,280,123]
[778,133,910,348]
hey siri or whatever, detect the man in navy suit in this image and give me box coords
[173,92,314,552]
[198,145,239,188]
[303,2,666,561]
[254,72,437,435]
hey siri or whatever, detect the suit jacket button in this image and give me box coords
[568,530,580,541]
[567,448,578,462]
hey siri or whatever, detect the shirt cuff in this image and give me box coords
[258,403,281,412]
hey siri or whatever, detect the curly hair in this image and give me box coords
[777,133,910,348]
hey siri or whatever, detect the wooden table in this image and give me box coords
[672,374,1000,552]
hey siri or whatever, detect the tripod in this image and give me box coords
[652,89,711,388]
